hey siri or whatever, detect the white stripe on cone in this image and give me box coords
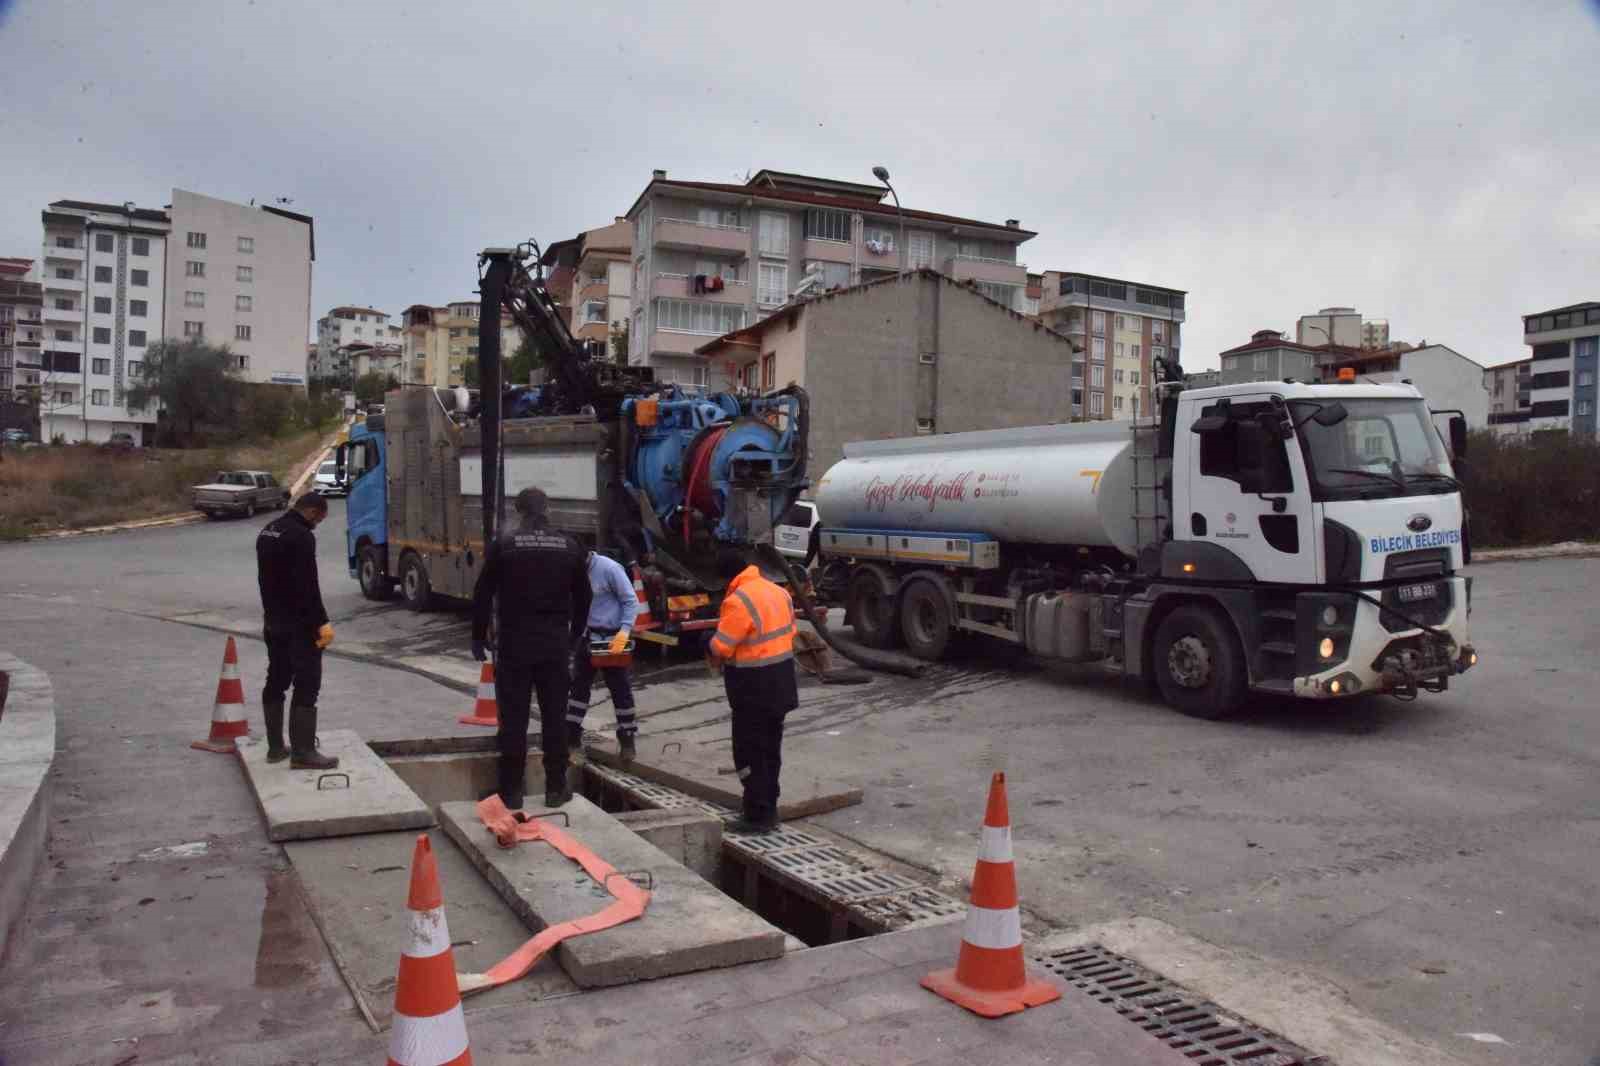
[389,1002,469,1066]
[476,683,495,700]
[977,825,1012,863]
[219,662,239,680]
[212,705,245,723]
[407,905,452,959]
[962,903,1023,951]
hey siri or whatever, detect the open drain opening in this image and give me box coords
[377,742,964,952]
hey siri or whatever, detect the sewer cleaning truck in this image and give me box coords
[339,243,809,643]
[812,372,1477,717]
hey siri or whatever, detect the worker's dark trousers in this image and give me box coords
[729,701,788,825]
[262,625,322,709]
[568,629,636,739]
[494,655,569,809]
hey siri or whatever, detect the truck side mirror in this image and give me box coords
[335,443,347,481]
[1449,415,1467,459]
[1312,401,1348,427]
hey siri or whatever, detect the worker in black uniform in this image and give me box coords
[256,492,338,769]
[472,487,591,810]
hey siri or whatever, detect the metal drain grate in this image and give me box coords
[849,886,967,931]
[1034,945,1329,1066]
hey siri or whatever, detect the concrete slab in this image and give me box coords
[585,740,863,820]
[286,829,576,1031]
[438,797,785,987]
[386,750,546,811]
[238,729,433,842]
[614,807,723,882]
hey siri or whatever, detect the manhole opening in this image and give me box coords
[1034,944,1332,1066]
[377,741,963,950]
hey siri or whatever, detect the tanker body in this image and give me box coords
[814,379,1480,719]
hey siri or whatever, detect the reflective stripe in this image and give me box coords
[750,621,795,642]
[406,905,452,959]
[477,683,496,700]
[962,903,1022,950]
[733,589,763,636]
[709,631,737,654]
[567,699,587,711]
[729,650,795,668]
[736,766,752,780]
[978,825,1012,864]
[565,713,585,725]
[388,1002,470,1066]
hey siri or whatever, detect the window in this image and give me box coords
[1091,311,1106,336]
[1579,371,1595,387]
[1114,368,1124,383]
[758,262,788,307]
[862,224,896,253]
[128,360,142,377]
[696,206,741,229]
[1089,393,1104,416]
[54,236,77,249]
[656,298,745,335]
[908,232,935,269]
[187,231,206,248]
[1115,341,1125,358]
[1092,337,1105,361]
[92,327,111,344]
[94,266,113,283]
[130,299,146,317]
[186,260,205,277]
[449,328,461,338]
[131,237,149,256]
[92,389,109,405]
[236,295,252,312]
[92,358,110,375]
[360,314,369,322]
[184,321,203,337]
[1252,352,1267,371]
[234,355,250,370]
[1023,295,1040,316]
[1154,344,1167,361]
[129,330,146,347]
[804,208,851,243]
[130,269,148,287]
[54,267,76,280]
[1197,400,1294,493]
[1131,343,1140,360]
[758,212,788,256]
[1091,364,1104,386]
[581,301,606,325]
[1580,400,1593,417]
[95,234,114,253]
[1152,321,1165,341]
[1113,394,1125,411]
[1131,370,1140,385]
[237,236,254,253]
[756,352,775,390]
[185,291,205,308]
[235,324,252,341]
[53,297,72,310]
[1072,388,1083,408]
[93,296,112,314]
[915,418,936,434]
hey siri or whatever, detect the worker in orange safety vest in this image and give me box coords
[706,548,799,834]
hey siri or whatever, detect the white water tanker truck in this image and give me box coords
[812,378,1478,718]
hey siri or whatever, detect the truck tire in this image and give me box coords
[358,545,394,602]
[245,500,256,518]
[400,552,435,611]
[899,579,952,661]
[848,572,900,649]
[1153,605,1246,720]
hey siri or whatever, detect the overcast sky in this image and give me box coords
[3,0,1597,370]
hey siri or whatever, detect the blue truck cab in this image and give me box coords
[339,415,391,599]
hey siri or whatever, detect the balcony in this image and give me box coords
[945,255,1026,285]
[649,330,716,356]
[47,337,83,353]
[577,278,609,302]
[653,217,750,256]
[801,238,853,265]
[652,274,750,305]
[45,276,84,294]
[45,244,85,262]
[44,306,79,323]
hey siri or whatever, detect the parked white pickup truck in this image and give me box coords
[192,470,289,519]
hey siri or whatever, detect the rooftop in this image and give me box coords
[1045,269,1187,295]
[1523,300,1599,319]
[47,199,170,223]
[1218,330,1326,357]
[325,305,389,318]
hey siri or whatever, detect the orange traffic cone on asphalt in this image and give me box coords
[191,636,250,754]
[388,835,472,1066]
[458,662,499,727]
[921,772,1062,1018]
[630,565,656,631]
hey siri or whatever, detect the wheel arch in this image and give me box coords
[1140,587,1257,686]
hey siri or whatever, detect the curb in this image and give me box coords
[0,653,55,956]
[1470,541,1600,564]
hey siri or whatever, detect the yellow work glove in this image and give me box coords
[607,629,630,654]
[315,623,334,649]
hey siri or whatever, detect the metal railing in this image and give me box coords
[657,216,749,233]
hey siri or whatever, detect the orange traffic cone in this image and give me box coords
[458,662,499,727]
[192,636,250,754]
[630,565,656,631]
[388,835,472,1066]
[921,772,1061,1018]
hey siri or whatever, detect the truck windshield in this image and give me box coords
[1291,398,1456,500]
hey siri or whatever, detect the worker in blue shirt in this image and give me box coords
[568,550,641,760]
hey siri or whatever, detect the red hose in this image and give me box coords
[682,426,728,541]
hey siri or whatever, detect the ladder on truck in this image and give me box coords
[1128,398,1168,572]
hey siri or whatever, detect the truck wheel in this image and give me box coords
[848,573,900,649]
[400,553,434,611]
[899,580,952,661]
[245,500,256,518]
[1153,605,1246,720]
[358,545,393,602]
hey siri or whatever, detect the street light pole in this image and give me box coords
[871,166,905,276]
[1305,322,1332,381]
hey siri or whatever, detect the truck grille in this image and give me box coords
[1379,548,1450,631]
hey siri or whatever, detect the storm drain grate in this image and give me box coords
[1034,945,1329,1066]
[849,886,967,931]
[724,825,827,854]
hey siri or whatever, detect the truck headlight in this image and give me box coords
[1321,605,1339,627]
[1319,637,1335,659]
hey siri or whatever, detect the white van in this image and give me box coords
[774,500,819,561]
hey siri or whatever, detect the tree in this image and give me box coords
[505,336,538,385]
[353,371,394,406]
[610,320,630,365]
[126,338,242,444]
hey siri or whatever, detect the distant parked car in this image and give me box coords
[313,459,346,497]
[774,500,820,561]
[192,470,289,519]
[106,432,137,450]
[1,429,31,445]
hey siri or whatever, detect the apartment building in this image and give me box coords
[1483,357,1532,434]
[624,168,1034,386]
[569,218,632,351]
[1217,330,1321,385]
[400,301,525,388]
[39,199,173,443]
[313,306,390,381]
[1295,306,1391,350]
[1,259,42,398]
[1036,271,1185,420]
[1520,302,1599,436]
[1319,344,1488,428]
[165,189,314,386]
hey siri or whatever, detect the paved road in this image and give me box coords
[2,511,1596,1064]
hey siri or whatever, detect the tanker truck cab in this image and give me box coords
[338,416,393,601]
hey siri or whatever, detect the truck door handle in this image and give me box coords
[1190,512,1207,536]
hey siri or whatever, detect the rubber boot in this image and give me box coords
[567,723,583,766]
[544,764,573,808]
[288,704,339,770]
[619,734,637,763]
[263,699,289,763]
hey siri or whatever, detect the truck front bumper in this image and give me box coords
[1292,576,1475,699]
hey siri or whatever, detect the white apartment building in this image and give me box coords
[39,200,172,443]
[165,189,314,386]
[1521,301,1600,436]
[1296,306,1389,350]
[313,306,391,381]
[1036,271,1186,420]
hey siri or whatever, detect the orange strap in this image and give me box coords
[458,795,651,994]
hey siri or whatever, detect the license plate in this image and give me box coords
[1397,582,1438,604]
[778,531,800,545]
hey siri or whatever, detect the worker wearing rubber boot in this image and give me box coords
[706,549,799,834]
[472,487,591,810]
[567,550,640,762]
[256,492,338,770]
